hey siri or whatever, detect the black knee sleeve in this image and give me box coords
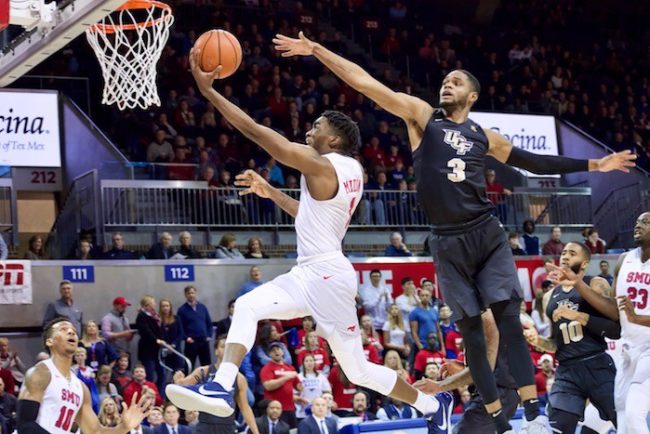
[457,315,499,404]
[549,407,580,434]
[491,299,535,388]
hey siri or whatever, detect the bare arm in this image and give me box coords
[235,373,260,434]
[273,33,433,130]
[549,263,621,321]
[18,364,50,402]
[485,128,636,173]
[77,385,151,434]
[410,321,422,349]
[173,366,208,385]
[234,170,299,217]
[190,49,335,182]
[433,310,499,391]
[263,374,295,391]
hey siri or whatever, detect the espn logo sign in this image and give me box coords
[0,261,32,305]
[0,263,24,285]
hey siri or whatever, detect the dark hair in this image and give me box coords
[401,277,414,285]
[422,279,433,285]
[568,241,592,261]
[227,299,236,308]
[184,285,196,294]
[599,260,609,266]
[523,219,535,232]
[370,269,382,277]
[322,110,361,156]
[43,317,73,354]
[456,69,481,95]
[587,228,599,236]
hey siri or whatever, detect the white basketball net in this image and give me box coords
[85,1,174,110]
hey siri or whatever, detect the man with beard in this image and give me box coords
[551,212,650,434]
[525,242,620,434]
[273,31,636,434]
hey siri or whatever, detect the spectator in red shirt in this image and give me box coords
[585,228,606,254]
[295,316,325,353]
[413,332,446,379]
[296,331,331,375]
[260,342,303,428]
[534,354,555,404]
[485,169,512,224]
[327,364,356,412]
[542,226,565,255]
[360,315,383,354]
[444,325,462,360]
[361,331,382,365]
[122,363,163,407]
[362,137,386,168]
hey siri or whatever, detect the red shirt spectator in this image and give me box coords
[296,348,331,373]
[542,227,565,256]
[362,342,382,365]
[362,138,386,168]
[586,229,606,254]
[260,343,302,411]
[535,354,555,397]
[0,368,16,395]
[413,349,446,374]
[444,329,463,360]
[485,170,510,204]
[296,320,326,352]
[327,365,357,411]
[122,365,163,407]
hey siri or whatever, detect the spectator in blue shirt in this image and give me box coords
[177,285,212,368]
[265,157,285,187]
[102,232,138,260]
[237,266,265,297]
[384,232,412,257]
[409,288,443,353]
[522,220,540,255]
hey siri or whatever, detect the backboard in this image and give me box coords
[0,0,125,86]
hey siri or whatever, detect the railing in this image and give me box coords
[594,182,650,248]
[100,181,593,230]
[0,179,17,245]
[100,161,200,180]
[49,171,100,258]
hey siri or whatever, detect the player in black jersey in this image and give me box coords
[273,32,636,434]
[524,242,619,434]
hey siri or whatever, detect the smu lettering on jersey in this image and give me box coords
[36,358,84,434]
[412,109,494,228]
[616,247,650,346]
[295,152,363,258]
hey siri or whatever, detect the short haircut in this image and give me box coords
[322,110,361,156]
[457,69,481,95]
[43,317,73,354]
[401,277,414,285]
[568,241,592,261]
[551,226,561,232]
[422,279,433,285]
[184,285,196,294]
[508,231,519,239]
[59,280,72,288]
[370,269,382,276]
[599,260,608,266]
[163,402,178,413]
[133,363,145,371]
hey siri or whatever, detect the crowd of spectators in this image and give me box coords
[0,255,568,432]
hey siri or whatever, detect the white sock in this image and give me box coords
[211,362,239,391]
[413,390,440,415]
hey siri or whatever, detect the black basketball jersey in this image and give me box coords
[198,364,237,426]
[546,284,607,363]
[412,110,494,228]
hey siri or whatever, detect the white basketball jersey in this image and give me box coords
[295,153,363,258]
[36,358,84,434]
[615,247,650,347]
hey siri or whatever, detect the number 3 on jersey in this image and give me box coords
[447,158,466,182]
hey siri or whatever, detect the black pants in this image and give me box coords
[453,387,520,434]
[184,338,212,368]
[281,411,297,429]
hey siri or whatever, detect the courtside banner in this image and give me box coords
[0,260,32,304]
[471,112,559,178]
[352,257,546,303]
[0,90,61,167]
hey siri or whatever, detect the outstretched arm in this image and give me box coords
[77,387,151,434]
[485,128,636,174]
[190,48,332,178]
[273,32,433,128]
[235,170,299,217]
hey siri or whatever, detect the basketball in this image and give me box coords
[194,29,243,78]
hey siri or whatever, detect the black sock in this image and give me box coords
[523,398,540,421]
[491,409,512,433]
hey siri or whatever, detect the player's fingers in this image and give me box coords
[130,392,138,407]
[239,189,254,196]
[189,48,198,69]
[209,65,223,80]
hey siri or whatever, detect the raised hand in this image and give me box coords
[597,150,637,173]
[235,170,272,198]
[547,264,579,287]
[552,305,579,322]
[617,295,638,323]
[440,359,464,379]
[272,31,316,57]
[120,392,152,430]
[189,47,223,94]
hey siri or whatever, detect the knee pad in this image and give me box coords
[549,407,580,434]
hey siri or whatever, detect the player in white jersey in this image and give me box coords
[551,211,650,434]
[16,318,152,434]
[166,48,452,432]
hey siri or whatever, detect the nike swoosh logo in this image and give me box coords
[552,293,560,298]
[198,385,230,397]
[323,275,334,280]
